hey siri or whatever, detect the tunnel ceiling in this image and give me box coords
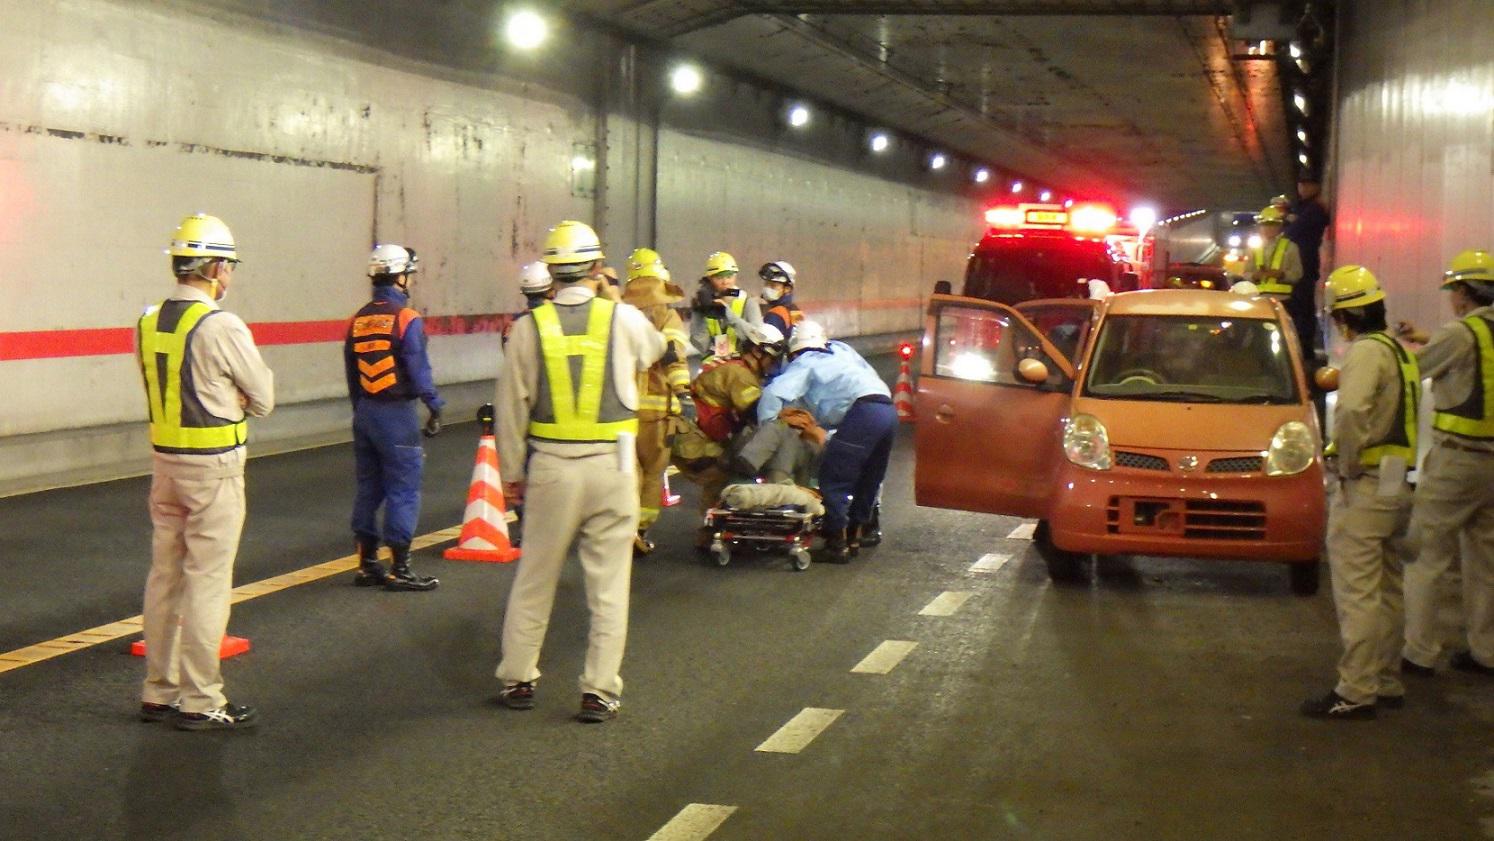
[567,0,1293,211]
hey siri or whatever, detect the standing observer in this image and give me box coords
[137,214,274,731]
[493,221,665,723]
[344,244,444,591]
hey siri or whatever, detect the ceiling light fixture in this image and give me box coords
[504,9,548,50]
[670,64,703,96]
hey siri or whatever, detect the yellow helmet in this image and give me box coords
[541,220,604,266]
[627,247,667,281]
[704,251,738,277]
[1325,265,1385,311]
[1255,206,1285,224]
[1442,249,1494,288]
[1270,194,1290,208]
[167,213,237,261]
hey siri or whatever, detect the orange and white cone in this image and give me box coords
[893,358,916,423]
[661,465,682,508]
[444,434,522,563]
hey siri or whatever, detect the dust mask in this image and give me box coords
[763,287,783,302]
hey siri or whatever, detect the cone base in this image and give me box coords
[131,635,251,659]
[444,546,521,563]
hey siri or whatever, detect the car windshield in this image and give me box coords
[1083,315,1299,404]
[963,237,1112,304]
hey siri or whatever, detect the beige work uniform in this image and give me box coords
[1404,304,1494,669]
[140,284,275,714]
[1325,333,1415,704]
[1244,234,1304,297]
[622,276,691,532]
[494,284,665,701]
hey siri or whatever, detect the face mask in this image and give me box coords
[763,287,783,302]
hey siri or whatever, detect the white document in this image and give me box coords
[1377,454,1407,497]
[616,431,636,475]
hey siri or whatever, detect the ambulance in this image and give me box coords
[962,203,1143,305]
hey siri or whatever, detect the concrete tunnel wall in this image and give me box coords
[0,0,985,494]
[1330,0,1494,333]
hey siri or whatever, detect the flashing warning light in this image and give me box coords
[985,206,1024,228]
[1128,206,1159,233]
[898,342,915,360]
[1067,203,1118,234]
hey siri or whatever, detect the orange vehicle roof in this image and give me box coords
[1100,288,1281,319]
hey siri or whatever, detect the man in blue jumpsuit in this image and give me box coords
[757,320,894,562]
[345,243,444,591]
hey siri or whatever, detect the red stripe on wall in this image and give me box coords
[0,311,514,362]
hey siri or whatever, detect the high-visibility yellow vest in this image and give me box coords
[1252,237,1293,296]
[528,298,639,443]
[706,293,748,345]
[1432,314,1494,440]
[1357,332,1420,467]
[138,300,248,454]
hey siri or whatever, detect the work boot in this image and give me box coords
[385,544,438,591]
[352,535,388,587]
[821,528,853,564]
[860,506,883,547]
[845,523,863,558]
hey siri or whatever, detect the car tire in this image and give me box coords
[1035,521,1089,583]
[1288,560,1320,596]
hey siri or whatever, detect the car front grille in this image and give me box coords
[1115,451,1169,471]
[1206,456,1265,473]
[1106,497,1267,540]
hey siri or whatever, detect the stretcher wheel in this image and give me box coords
[711,542,731,567]
[790,548,811,572]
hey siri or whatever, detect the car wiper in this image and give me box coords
[1142,390,1227,402]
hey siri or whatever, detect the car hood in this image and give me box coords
[1070,396,1314,453]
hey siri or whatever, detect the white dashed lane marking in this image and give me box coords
[1006,521,1037,540]
[850,640,918,674]
[969,552,1012,574]
[918,591,973,617]
[646,804,738,841]
[755,708,845,754]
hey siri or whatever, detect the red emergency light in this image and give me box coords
[984,202,1118,235]
[1067,203,1119,234]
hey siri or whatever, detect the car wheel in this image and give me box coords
[1288,560,1320,596]
[1035,521,1089,583]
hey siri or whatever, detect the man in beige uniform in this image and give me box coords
[1244,205,1304,300]
[493,220,665,722]
[1399,249,1494,678]
[137,214,275,731]
[1301,266,1418,720]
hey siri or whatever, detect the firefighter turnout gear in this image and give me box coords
[344,272,444,591]
[138,221,274,720]
[494,277,666,709]
[623,256,691,541]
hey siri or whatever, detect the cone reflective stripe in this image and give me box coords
[444,435,522,563]
[893,358,915,422]
[661,465,682,507]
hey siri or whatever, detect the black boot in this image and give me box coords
[859,505,883,547]
[821,528,853,564]
[385,544,438,591]
[352,535,388,587]
[845,523,863,557]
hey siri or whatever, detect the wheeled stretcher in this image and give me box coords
[704,483,824,572]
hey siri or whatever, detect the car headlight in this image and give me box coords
[1265,420,1316,476]
[1063,413,1112,470]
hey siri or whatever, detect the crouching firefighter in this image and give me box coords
[345,243,444,591]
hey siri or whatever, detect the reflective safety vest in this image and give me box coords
[347,299,419,400]
[138,300,247,454]
[529,298,639,443]
[1357,332,1420,467]
[1252,237,1293,296]
[1432,314,1494,440]
[706,293,748,344]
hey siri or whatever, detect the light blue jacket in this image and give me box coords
[757,340,890,428]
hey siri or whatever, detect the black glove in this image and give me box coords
[423,408,442,438]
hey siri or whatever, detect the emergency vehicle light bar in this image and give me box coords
[984,202,1118,234]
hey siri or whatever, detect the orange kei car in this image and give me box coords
[914,289,1326,594]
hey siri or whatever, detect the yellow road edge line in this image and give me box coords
[0,524,460,677]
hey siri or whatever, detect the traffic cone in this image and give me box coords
[444,404,522,563]
[661,465,682,508]
[893,356,916,423]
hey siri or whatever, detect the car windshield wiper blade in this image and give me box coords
[1142,390,1227,402]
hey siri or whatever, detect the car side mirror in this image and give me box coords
[1314,366,1340,392]
[1017,358,1050,384]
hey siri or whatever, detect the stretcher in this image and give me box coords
[704,483,823,572]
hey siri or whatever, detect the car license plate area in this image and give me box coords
[1112,497,1185,534]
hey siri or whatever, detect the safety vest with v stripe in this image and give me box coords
[529,298,639,443]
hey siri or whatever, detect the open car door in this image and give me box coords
[1014,298,1100,368]
[914,295,1075,519]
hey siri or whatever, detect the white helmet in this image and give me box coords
[518,261,553,295]
[740,322,787,357]
[758,260,797,285]
[369,243,418,277]
[1230,280,1261,296]
[788,320,828,354]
